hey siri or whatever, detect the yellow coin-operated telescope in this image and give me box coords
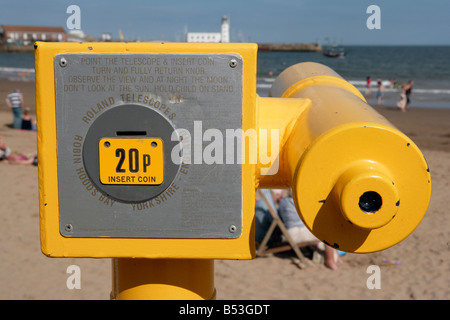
[35,42,431,299]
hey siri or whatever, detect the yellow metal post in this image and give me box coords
[111,259,215,300]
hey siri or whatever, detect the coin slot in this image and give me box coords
[116,131,147,136]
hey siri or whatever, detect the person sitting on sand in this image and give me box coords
[254,189,281,247]
[0,135,37,165]
[278,190,343,270]
[255,189,343,270]
[21,107,33,130]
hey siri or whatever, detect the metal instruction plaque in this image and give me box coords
[54,53,243,238]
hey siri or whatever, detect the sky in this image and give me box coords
[0,0,449,45]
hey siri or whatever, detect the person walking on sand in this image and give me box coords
[5,89,24,129]
[376,78,385,105]
[405,80,414,110]
[397,83,407,112]
[365,76,371,97]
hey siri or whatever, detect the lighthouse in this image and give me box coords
[220,16,230,43]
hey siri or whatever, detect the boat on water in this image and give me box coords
[323,39,346,58]
[323,50,345,58]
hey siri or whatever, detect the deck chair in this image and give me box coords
[255,189,317,269]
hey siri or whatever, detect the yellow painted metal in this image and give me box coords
[98,137,164,185]
[280,74,366,102]
[255,96,311,188]
[36,42,432,300]
[334,161,399,230]
[259,62,431,253]
[35,42,257,259]
[111,259,215,300]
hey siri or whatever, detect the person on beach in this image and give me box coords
[5,89,24,129]
[376,78,385,105]
[256,189,343,270]
[254,189,281,247]
[405,80,414,110]
[397,83,408,112]
[0,135,11,160]
[0,135,37,165]
[21,107,33,130]
[389,78,398,89]
[365,76,371,97]
[277,191,343,270]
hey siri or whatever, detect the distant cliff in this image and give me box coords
[258,43,322,52]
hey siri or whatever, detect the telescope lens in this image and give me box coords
[359,191,382,214]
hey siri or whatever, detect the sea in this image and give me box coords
[1,45,449,108]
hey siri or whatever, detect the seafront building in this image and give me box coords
[0,25,66,45]
[186,16,229,43]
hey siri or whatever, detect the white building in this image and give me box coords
[186,16,230,43]
[0,25,66,45]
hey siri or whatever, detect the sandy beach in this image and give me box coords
[0,79,448,300]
